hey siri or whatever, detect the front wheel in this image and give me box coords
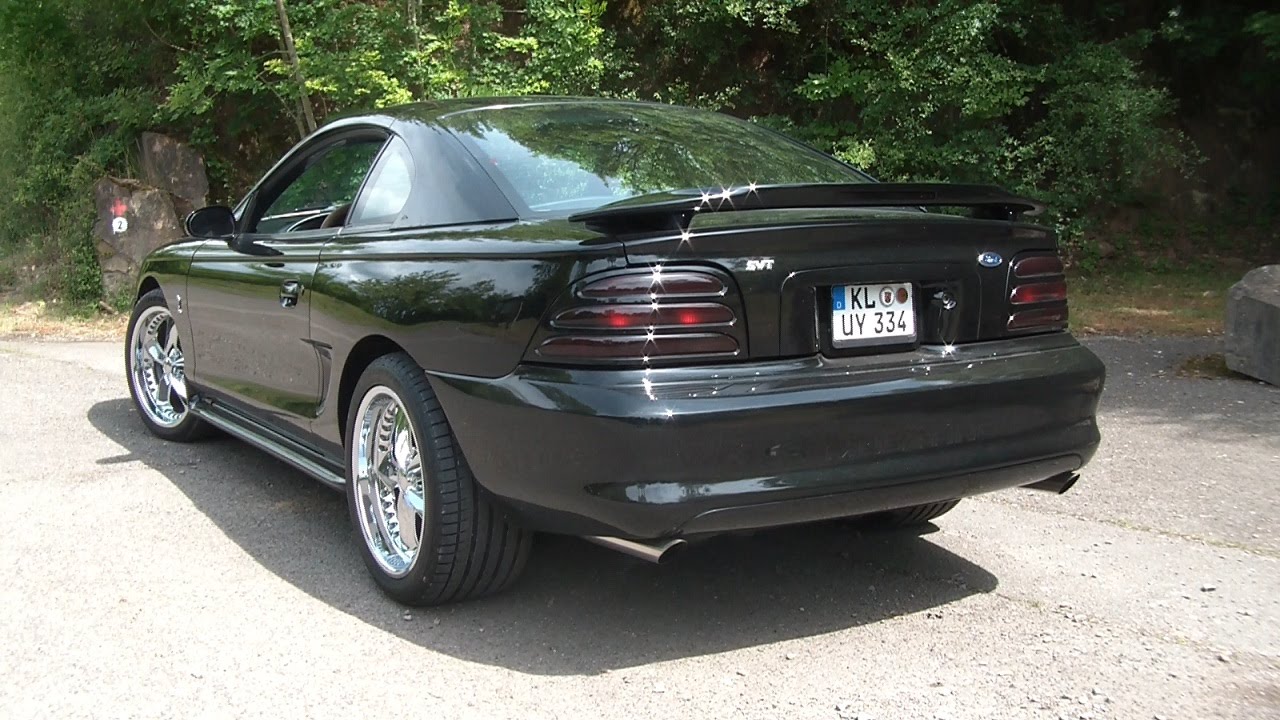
[125,289,210,442]
[345,353,531,605]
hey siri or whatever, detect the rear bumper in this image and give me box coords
[428,334,1105,538]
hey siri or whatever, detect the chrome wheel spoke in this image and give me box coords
[365,483,398,553]
[400,485,425,516]
[396,490,422,550]
[168,377,188,406]
[168,370,188,402]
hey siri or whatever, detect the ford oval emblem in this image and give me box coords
[977,251,1003,268]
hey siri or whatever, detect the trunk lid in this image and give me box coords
[616,208,1057,359]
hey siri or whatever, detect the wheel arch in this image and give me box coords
[136,275,161,301]
[336,334,411,443]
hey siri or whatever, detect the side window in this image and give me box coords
[348,136,415,227]
[254,138,384,233]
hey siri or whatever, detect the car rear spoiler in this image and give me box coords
[568,183,1045,236]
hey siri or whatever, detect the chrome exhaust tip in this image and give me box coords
[1023,472,1079,494]
[583,535,687,564]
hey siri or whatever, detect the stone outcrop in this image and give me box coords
[92,133,211,297]
[92,177,184,297]
[1225,265,1280,386]
[138,131,209,218]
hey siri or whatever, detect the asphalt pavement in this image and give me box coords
[0,336,1277,719]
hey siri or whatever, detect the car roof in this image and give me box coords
[326,96,683,129]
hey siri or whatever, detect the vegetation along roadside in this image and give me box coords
[0,1,1275,315]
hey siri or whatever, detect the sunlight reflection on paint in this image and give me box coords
[677,228,694,251]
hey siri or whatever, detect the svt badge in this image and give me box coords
[977,251,1003,268]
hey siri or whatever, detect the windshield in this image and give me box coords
[442,102,867,214]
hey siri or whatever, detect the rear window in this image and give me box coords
[442,103,866,215]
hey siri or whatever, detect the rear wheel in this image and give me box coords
[864,500,961,528]
[345,353,531,605]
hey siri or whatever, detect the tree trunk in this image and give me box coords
[408,0,421,50]
[273,0,317,137]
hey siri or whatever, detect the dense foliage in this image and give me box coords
[0,0,1275,304]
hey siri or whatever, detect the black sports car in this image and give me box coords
[126,97,1105,605]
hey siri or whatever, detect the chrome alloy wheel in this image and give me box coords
[352,386,427,578]
[129,305,189,428]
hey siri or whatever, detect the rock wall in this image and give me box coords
[92,133,209,298]
[138,131,209,216]
[92,178,183,297]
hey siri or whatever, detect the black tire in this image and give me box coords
[125,289,211,442]
[345,352,531,606]
[865,500,961,528]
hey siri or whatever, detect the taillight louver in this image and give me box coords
[537,333,739,360]
[533,268,743,366]
[577,271,726,300]
[1012,255,1064,278]
[1007,253,1068,333]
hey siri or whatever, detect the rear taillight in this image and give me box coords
[551,303,735,330]
[1010,280,1067,305]
[1007,253,1068,333]
[528,267,745,366]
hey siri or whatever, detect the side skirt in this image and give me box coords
[190,399,346,490]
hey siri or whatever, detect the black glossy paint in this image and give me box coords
[135,97,1105,540]
[428,333,1103,537]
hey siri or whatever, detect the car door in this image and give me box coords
[184,128,388,436]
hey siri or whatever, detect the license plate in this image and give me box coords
[831,283,917,347]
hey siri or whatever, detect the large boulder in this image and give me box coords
[1225,265,1280,386]
[92,177,183,298]
[138,131,209,218]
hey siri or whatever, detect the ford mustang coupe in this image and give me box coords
[126,97,1105,605]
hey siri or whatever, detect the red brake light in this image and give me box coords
[1010,280,1068,305]
[552,303,735,330]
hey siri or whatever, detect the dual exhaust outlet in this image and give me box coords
[583,472,1079,565]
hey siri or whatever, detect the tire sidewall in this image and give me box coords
[344,358,443,598]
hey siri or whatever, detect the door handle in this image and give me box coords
[280,280,303,308]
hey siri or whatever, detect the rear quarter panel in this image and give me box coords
[308,221,624,452]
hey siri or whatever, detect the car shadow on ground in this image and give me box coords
[89,397,997,676]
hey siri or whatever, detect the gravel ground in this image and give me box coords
[0,336,1277,719]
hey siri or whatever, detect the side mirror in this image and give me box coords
[185,206,236,239]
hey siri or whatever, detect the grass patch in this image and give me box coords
[1067,265,1246,336]
[1176,353,1236,379]
[0,300,126,340]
